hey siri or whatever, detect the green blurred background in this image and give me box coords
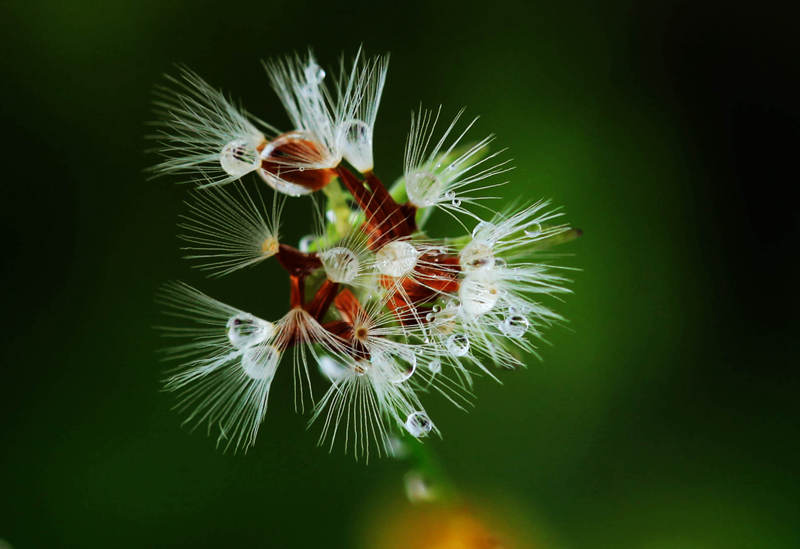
[2,1,798,547]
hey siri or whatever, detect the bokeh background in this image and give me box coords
[2,1,798,547]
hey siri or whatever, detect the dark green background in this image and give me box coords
[2,1,798,547]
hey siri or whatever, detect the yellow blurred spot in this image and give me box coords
[261,236,279,256]
[370,505,527,549]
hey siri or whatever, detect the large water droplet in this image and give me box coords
[320,247,360,283]
[471,221,496,242]
[220,139,258,177]
[375,240,418,277]
[404,411,434,438]
[304,61,326,85]
[341,119,373,172]
[241,344,280,380]
[524,223,543,238]
[501,313,529,338]
[318,355,348,382]
[459,271,500,316]
[406,170,443,207]
[459,239,495,271]
[227,313,273,349]
[446,333,470,357]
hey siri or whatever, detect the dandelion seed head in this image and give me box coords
[152,48,577,459]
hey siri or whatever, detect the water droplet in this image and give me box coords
[444,190,456,200]
[428,359,442,374]
[341,119,373,172]
[304,61,325,84]
[320,247,359,283]
[298,235,315,252]
[318,355,347,382]
[524,223,543,238]
[227,313,273,349]
[471,221,495,241]
[432,305,442,313]
[501,313,529,338]
[451,198,462,207]
[459,240,495,271]
[446,333,470,357]
[459,271,500,316]
[404,411,434,438]
[241,344,280,380]
[425,312,434,322]
[375,240,418,277]
[220,139,258,177]
[406,170,443,207]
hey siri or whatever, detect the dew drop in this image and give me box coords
[241,344,280,380]
[227,313,273,349]
[404,411,434,438]
[471,221,496,242]
[432,305,442,313]
[444,190,456,200]
[220,139,258,177]
[446,333,470,357]
[524,223,543,238]
[341,119,373,172]
[304,61,326,84]
[459,271,501,316]
[375,240,418,277]
[459,239,495,271]
[320,247,360,283]
[298,235,315,252]
[425,312,434,322]
[451,198,462,207]
[406,170,443,207]
[501,313,529,338]
[428,359,442,374]
[318,355,347,382]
